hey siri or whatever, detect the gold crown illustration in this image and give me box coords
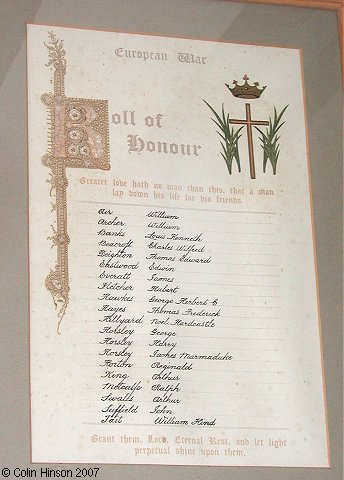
[226,74,267,99]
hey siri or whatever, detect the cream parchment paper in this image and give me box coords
[27,23,329,466]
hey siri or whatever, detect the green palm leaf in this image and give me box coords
[204,100,244,175]
[254,105,288,174]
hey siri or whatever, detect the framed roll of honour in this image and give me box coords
[26,0,342,468]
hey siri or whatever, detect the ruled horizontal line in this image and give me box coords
[81,423,289,431]
[82,338,283,346]
[81,397,287,405]
[78,259,279,268]
[80,242,278,247]
[83,313,280,320]
[78,371,290,382]
[240,382,289,385]
[78,200,276,215]
[83,371,283,385]
[80,298,281,308]
[187,391,287,395]
[81,252,279,258]
[151,279,279,284]
[81,352,284,356]
[78,210,278,226]
[82,288,281,298]
[204,232,278,236]
[80,275,281,288]
[82,291,281,300]
[207,242,279,246]
[82,413,284,420]
[82,328,284,335]
[80,312,281,320]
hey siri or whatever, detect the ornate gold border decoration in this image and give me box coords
[42,32,110,333]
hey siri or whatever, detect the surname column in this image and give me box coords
[96,207,143,424]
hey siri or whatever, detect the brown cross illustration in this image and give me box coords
[229,103,269,179]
